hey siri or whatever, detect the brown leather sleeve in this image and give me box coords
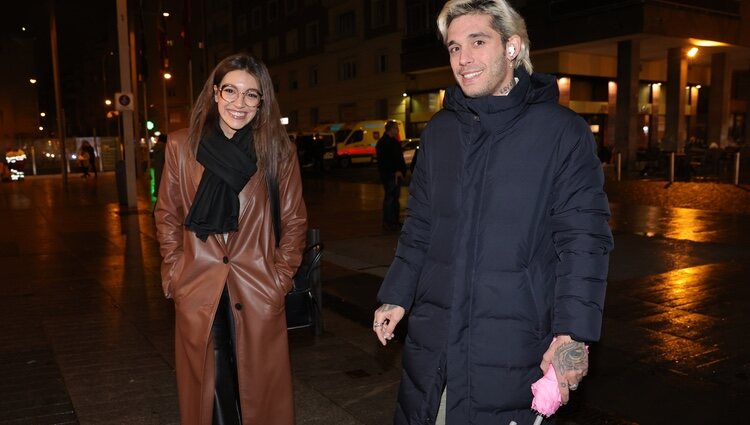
[154,130,188,298]
[273,151,308,288]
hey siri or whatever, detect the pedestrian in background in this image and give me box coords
[376,120,407,231]
[82,140,97,177]
[373,1,613,424]
[151,133,167,197]
[154,53,307,425]
[76,143,90,178]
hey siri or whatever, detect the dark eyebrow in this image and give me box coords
[447,31,491,47]
[468,31,491,39]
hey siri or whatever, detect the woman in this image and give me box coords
[155,53,307,425]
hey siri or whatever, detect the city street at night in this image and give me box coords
[1,168,748,424]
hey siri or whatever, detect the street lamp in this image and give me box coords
[105,99,112,106]
[162,71,171,132]
[29,78,37,84]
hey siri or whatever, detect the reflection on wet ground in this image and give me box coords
[610,203,750,245]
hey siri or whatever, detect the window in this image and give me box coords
[375,53,387,73]
[339,59,357,81]
[267,0,279,21]
[406,1,430,35]
[337,11,356,38]
[305,22,319,49]
[268,36,279,60]
[309,66,319,87]
[310,107,319,126]
[272,75,280,93]
[370,0,390,28]
[286,29,299,55]
[168,110,182,125]
[288,70,298,90]
[236,14,247,36]
[285,0,297,14]
[251,7,262,29]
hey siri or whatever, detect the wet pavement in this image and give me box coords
[1,168,749,425]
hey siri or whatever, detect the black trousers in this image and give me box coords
[381,177,401,225]
[212,286,242,425]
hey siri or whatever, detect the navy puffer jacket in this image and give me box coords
[378,68,613,425]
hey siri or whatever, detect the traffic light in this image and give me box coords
[146,120,155,131]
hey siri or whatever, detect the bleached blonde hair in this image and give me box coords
[437,0,533,74]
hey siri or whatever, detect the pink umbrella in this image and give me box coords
[529,339,589,425]
[530,363,562,425]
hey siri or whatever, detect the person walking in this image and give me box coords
[76,143,91,178]
[376,120,407,231]
[154,53,307,425]
[372,1,614,424]
[82,140,97,177]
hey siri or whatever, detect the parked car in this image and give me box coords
[293,132,335,171]
[402,138,420,166]
[313,120,406,168]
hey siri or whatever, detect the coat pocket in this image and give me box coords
[162,254,185,299]
[267,265,288,311]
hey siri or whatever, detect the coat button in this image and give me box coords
[222,256,229,264]
[234,303,242,310]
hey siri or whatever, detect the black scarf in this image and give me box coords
[184,120,258,241]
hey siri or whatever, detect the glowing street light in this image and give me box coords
[105,99,112,106]
[687,47,699,58]
[40,112,46,117]
[162,12,170,17]
[29,78,37,84]
[163,72,172,80]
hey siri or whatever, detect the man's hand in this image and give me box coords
[540,335,588,404]
[394,171,404,185]
[373,304,405,346]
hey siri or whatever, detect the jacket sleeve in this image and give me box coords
[550,118,614,342]
[377,128,433,312]
[273,152,308,290]
[154,132,186,299]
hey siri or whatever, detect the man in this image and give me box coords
[376,120,407,231]
[82,140,97,177]
[372,1,613,424]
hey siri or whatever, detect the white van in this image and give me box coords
[313,120,406,168]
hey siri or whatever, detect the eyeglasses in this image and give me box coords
[218,85,263,107]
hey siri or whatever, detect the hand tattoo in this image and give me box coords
[379,304,398,312]
[553,340,588,373]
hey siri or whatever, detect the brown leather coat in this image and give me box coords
[155,128,307,425]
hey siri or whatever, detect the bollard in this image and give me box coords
[669,152,675,183]
[31,145,37,176]
[616,152,622,182]
[735,151,741,186]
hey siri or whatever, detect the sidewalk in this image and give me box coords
[1,172,748,425]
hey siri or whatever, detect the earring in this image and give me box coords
[508,46,516,57]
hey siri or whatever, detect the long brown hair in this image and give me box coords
[187,53,292,179]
